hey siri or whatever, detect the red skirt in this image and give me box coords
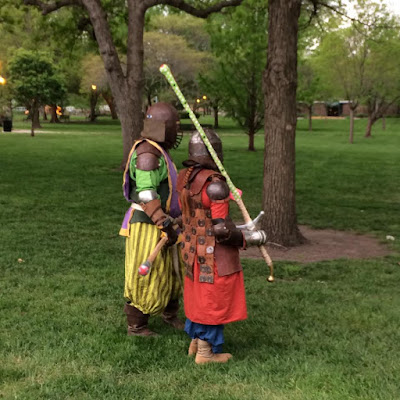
[184,260,247,325]
[183,184,247,325]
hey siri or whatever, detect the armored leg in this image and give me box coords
[162,299,185,330]
[124,303,158,337]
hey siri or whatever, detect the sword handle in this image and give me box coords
[236,198,274,282]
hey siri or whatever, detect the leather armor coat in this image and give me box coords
[177,168,242,283]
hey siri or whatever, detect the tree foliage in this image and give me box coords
[297,58,320,131]
[312,0,400,139]
[147,13,210,51]
[24,0,245,166]
[143,28,211,107]
[205,0,268,150]
[8,49,66,134]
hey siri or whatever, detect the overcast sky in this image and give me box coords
[344,0,400,16]
[386,0,400,14]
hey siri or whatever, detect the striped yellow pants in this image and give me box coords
[124,222,184,315]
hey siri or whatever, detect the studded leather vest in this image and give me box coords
[177,168,242,283]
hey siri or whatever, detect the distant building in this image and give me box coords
[298,101,400,117]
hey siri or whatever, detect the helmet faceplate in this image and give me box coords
[141,102,181,149]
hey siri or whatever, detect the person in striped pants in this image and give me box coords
[120,102,184,336]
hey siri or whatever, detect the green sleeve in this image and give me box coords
[129,152,168,194]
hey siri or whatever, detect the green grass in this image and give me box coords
[1,115,400,399]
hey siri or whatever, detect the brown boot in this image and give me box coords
[124,303,158,337]
[188,339,198,356]
[195,339,232,364]
[162,299,185,330]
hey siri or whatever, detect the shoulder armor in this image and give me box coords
[135,141,162,171]
[136,153,160,171]
[136,141,162,157]
[206,179,230,201]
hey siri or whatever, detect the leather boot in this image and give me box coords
[195,339,232,365]
[188,339,198,356]
[124,303,158,337]
[162,299,185,330]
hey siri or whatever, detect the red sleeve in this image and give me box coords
[201,182,229,219]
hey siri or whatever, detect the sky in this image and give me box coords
[386,0,400,15]
[344,0,400,16]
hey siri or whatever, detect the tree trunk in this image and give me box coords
[365,115,376,138]
[262,0,305,246]
[82,0,134,167]
[121,3,146,168]
[50,104,60,123]
[213,104,219,129]
[102,93,119,119]
[89,91,98,122]
[308,104,312,131]
[248,130,255,151]
[43,107,48,121]
[31,100,41,136]
[32,102,41,130]
[349,107,355,144]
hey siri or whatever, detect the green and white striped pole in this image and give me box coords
[160,64,274,282]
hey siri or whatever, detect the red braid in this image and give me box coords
[180,167,194,217]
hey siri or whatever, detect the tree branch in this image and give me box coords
[314,0,376,28]
[23,0,82,15]
[143,0,243,17]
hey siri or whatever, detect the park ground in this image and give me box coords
[1,115,399,399]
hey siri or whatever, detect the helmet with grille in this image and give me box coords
[141,102,182,149]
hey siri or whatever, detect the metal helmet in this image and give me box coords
[183,128,223,169]
[141,102,182,149]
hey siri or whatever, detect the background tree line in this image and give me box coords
[1,0,399,246]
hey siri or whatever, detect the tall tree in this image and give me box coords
[362,27,400,137]
[206,0,267,151]
[313,28,365,143]
[80,53,119,120]
[313,0,399,142]
[262,0,344,246]
[25,0,244,167]
[263,0,304,246]
[297,58,320,132]
[8,49,66,136]
[198,62,222,129]
[148,13,210,51]
[143,30,210,107]
[0,1,91,124]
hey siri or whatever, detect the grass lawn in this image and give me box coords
[1,114,399,399]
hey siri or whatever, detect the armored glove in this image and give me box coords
[161,218,179,247]
[139,194,178,247]
[243,229,267,247]
[212,216,244,247]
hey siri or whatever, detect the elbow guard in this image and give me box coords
[140,198,167,226]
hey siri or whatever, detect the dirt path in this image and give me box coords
[240,225,392,263]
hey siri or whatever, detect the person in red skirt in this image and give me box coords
[177,129,267,364]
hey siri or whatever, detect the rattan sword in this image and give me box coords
[159,64,274,282]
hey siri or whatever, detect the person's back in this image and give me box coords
[120,102,184,337]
